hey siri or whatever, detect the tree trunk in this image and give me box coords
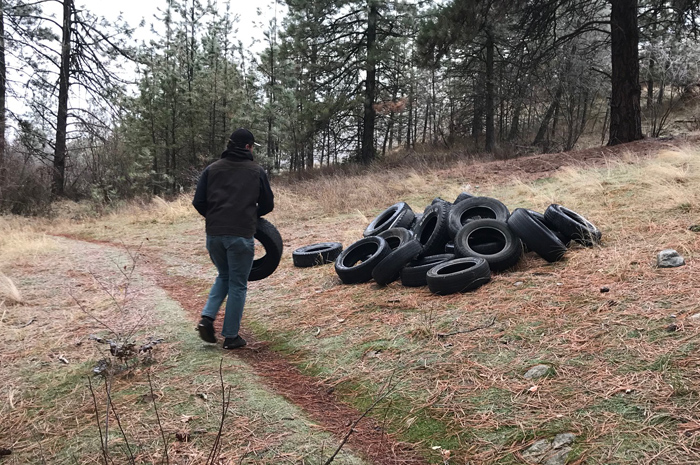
[657,59,668,105]
[0,0,6,175]
[485,30,495,153]
[52,0,73,197]
[533,87,562,147]
[471,80,483,145]
[430,67,437,145]
[608,0,642,146]
[360,1,378,164]
[406,72,413,149]
[267,5,279,167]
[646,56,654,109]
[508,102,522,141]
[187,0,196,166]
[421,98,429,144]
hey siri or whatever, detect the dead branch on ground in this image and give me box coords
[437,315,497,338]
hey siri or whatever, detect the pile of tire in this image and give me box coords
[292,193,601,295]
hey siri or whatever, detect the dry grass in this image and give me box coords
[0,231,368,464]
[0,216,57,266]
[241,142,700,464]
[4,139,700,464]
[0,272,22,307]
[118,195,196,224]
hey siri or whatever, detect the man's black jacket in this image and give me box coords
[192,147,274,238]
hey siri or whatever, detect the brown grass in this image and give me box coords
[240,141,700,463]
[4,137,700,464]
[0,216,57,266]
[0,272,22,307]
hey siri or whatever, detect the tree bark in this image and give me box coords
[52,0,73,197]
[646,56,654,109]
[533,87,562,148]
[484,30,495,153]
[406,70,413,149]
[0,0,6,174]
[608,0,642,146]
[471,84,483,145]
[360,1,378,164]
[508,102,522,141]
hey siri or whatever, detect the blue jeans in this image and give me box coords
[201,235,255,338]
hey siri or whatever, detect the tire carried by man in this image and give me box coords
[292,242,343,268]
[250,217,284,281]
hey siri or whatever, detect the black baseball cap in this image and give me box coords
[229,128,261,147]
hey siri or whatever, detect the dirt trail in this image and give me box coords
[149,265,427,465]
[56,234,427,465]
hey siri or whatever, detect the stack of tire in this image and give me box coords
[292,193,601,296]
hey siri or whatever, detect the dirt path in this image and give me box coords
[56,234,427,465]
[148,262,428,465]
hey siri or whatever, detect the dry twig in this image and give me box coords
[207,359,232,465]
[437,316,496,338]
[147,371,170,465]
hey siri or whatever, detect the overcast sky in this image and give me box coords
[82,0,285,51]
[6,0,285,137]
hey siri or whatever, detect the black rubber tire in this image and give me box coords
[470,240,506,255]
[426,257,492,295]
[372,239,424,286]
[292,242,343,268]
[448,196,511,239]
[334,236,391,284]
[544,204,602,246]
[392,207,416,230]
[430,197,452,207]
[411,213,423,229]
[250,218,284,281]
[400,254,455,287]
[527,210,570,247]
[444,241,455,254]
[363,202,414,237]
[377,227,414,250]
[454,219,522,271]
[413,202,450,257]
[507,208,567,263]
[453,192,474,204]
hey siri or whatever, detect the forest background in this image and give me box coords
[1,0,700,215]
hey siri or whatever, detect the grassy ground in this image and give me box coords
[0,236,367,464]
[2,139,700,464]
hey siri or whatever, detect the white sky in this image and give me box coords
[6,0,286,138]
[81,0,285,52]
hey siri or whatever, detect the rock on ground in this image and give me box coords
[524,364,551,380]
[522,433,577,465]
[657,249,685,268]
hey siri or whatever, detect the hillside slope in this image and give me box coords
[2,136,699,464]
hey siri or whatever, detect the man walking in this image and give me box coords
[192,128,274,349]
